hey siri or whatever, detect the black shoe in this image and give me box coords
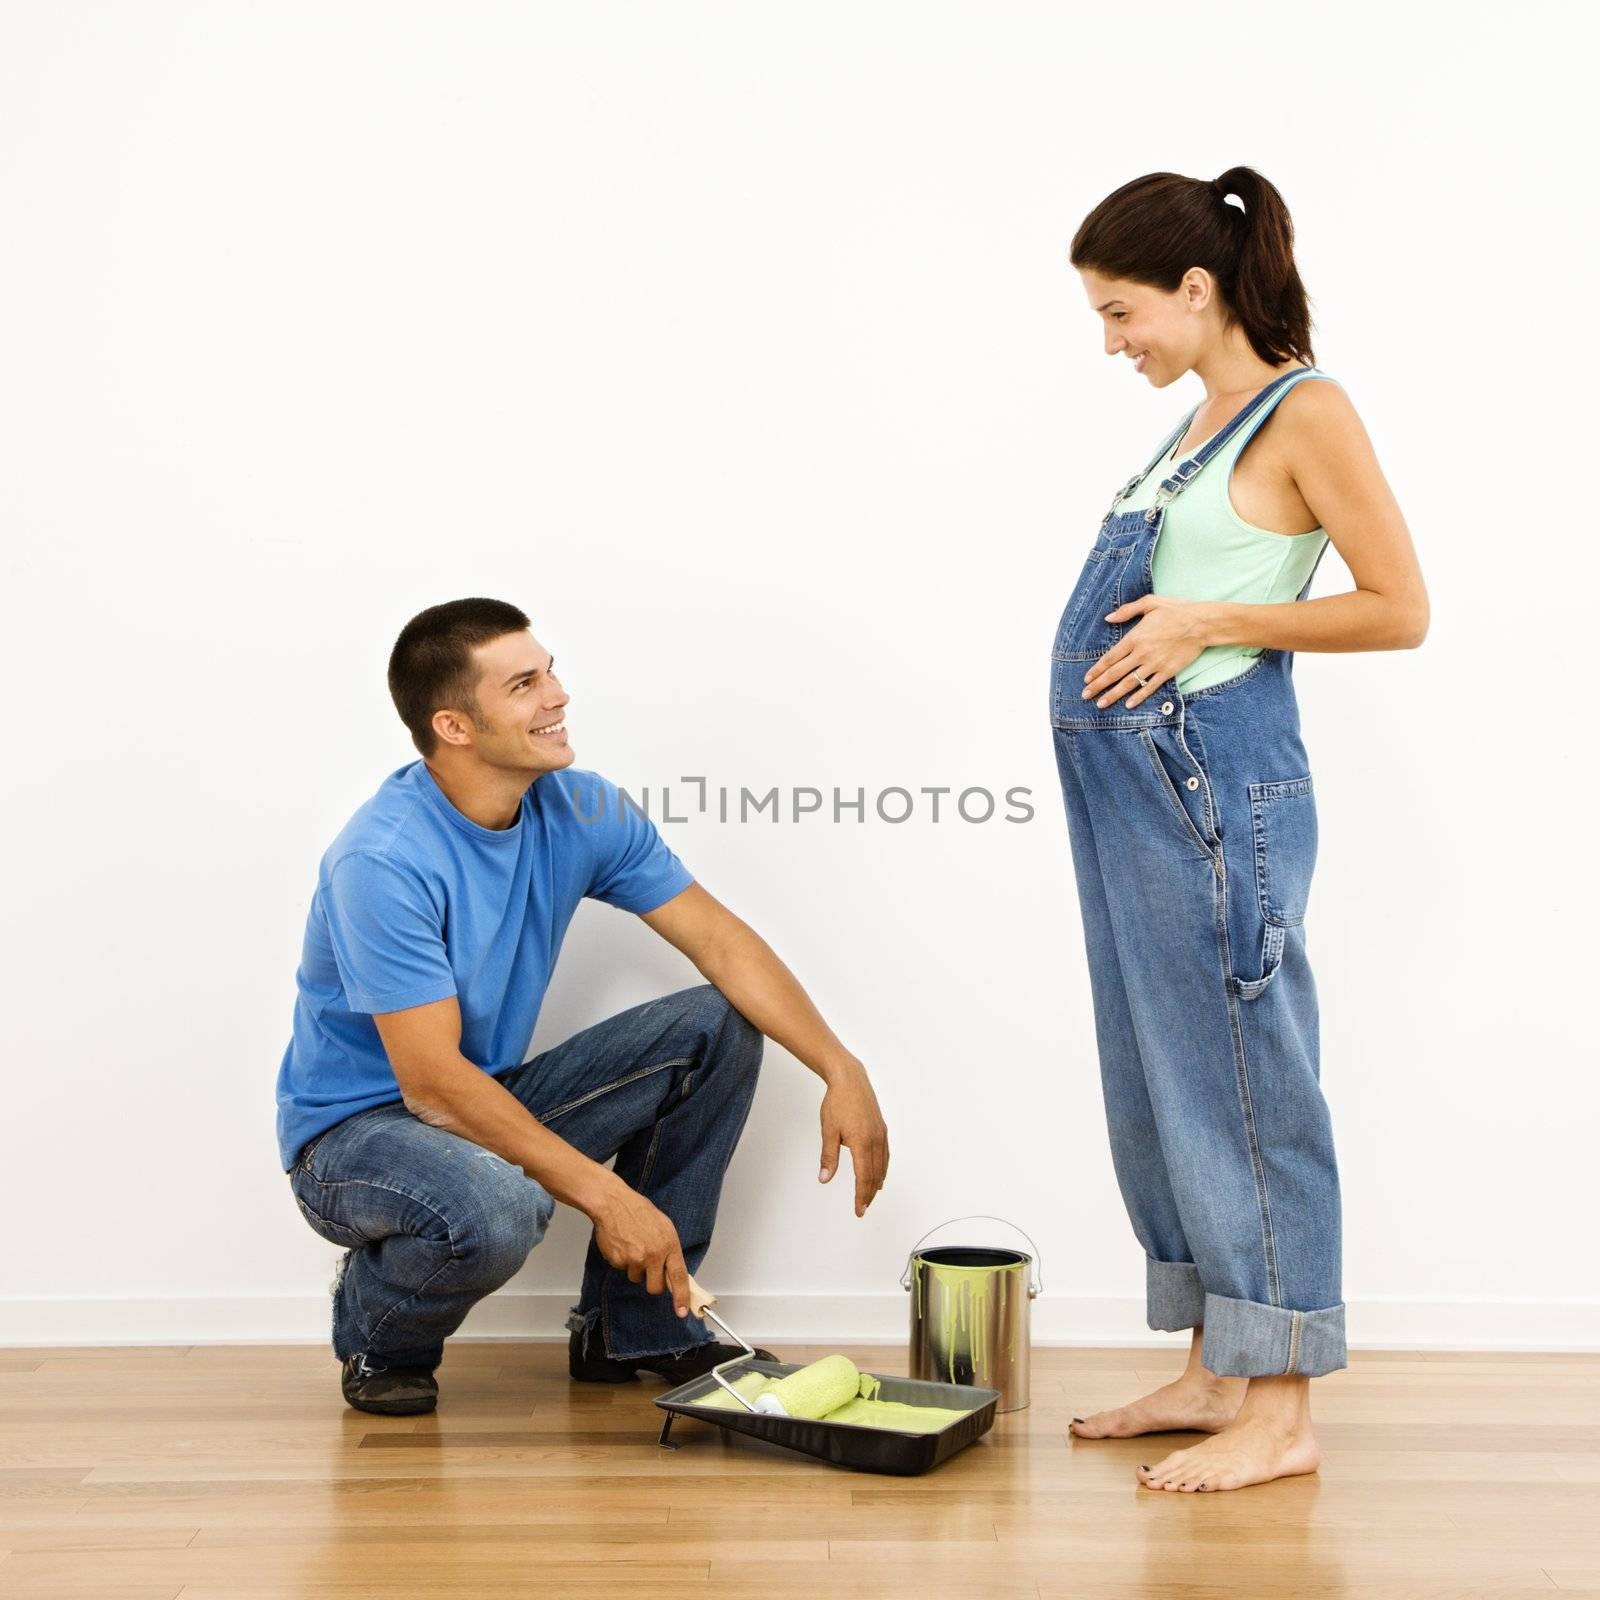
[340,1352,439,1415]
[568,1325,777,1385]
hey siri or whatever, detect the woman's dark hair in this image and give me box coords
[388,597,532,758]
[1070,166,1315,367]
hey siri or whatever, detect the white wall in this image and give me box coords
[3,1,1595,1352]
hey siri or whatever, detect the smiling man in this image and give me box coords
[276,596,889,1416]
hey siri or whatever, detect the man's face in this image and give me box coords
[453,630,573,776]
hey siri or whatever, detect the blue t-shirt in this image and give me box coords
[274,760,694,1171]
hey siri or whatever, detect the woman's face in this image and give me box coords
[1079,269,1205,387]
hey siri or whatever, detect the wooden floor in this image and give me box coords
[2,1341,1598,1599]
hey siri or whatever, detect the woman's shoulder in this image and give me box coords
[1271,369,1369,453]
[1266,367,1389,512]
[1279,367,1356,420]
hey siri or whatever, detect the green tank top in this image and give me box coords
[1121,369,1339,692]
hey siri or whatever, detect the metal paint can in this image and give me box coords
[901,1215,1042,1414]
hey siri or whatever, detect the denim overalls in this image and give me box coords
[1049,367,1346,1378]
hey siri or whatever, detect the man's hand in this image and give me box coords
[588,1181,692,1317]
[637,883,891,1218]
[819,1064,890,1217]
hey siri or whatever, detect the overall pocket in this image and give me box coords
[1249,775,1317,926]
[1232,775,1316,1002]
[1053,539,1139,661]
[1139,725,1220,862]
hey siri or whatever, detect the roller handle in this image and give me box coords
[898,1214,1044,1297]
[686,1274,746,1352]
[685,1274,764,1415]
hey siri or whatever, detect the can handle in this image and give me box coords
[898,1214,1044,1297]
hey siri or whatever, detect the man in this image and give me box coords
[276,597,890,1415]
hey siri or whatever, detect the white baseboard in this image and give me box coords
[3,1291,1597,1351]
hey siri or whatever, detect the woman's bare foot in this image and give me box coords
[1069,1373,1245,1437]
[1139,1413,1322,1492]
[1138,1373,1322,1493]
[1069,1327,1246,1438]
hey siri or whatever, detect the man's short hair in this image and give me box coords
[387,598,531,758]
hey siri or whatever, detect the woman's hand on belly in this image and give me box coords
[1081,594,1218,708]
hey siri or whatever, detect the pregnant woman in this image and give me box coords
[1051,167,1428,1493]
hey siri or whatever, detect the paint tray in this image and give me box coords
[653,1358,999,1475]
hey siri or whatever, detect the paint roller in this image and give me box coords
[686,1275,868,1419]
[752,1354,863,1418]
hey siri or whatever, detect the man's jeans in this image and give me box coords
[286,983,763,1368]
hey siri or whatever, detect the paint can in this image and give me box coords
[900,1215,1042,1414]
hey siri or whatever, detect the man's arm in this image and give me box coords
[373,996,694,1317]
[639,881,890,1217]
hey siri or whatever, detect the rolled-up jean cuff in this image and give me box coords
[1200,1291,1347,1377]
[1146,1255,1206,1330]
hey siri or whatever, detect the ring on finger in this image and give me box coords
[1099,668,1149,706]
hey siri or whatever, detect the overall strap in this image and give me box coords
[1149,367,1330,515]
[1107,403,1204,513]
[1296,518,1337,600]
